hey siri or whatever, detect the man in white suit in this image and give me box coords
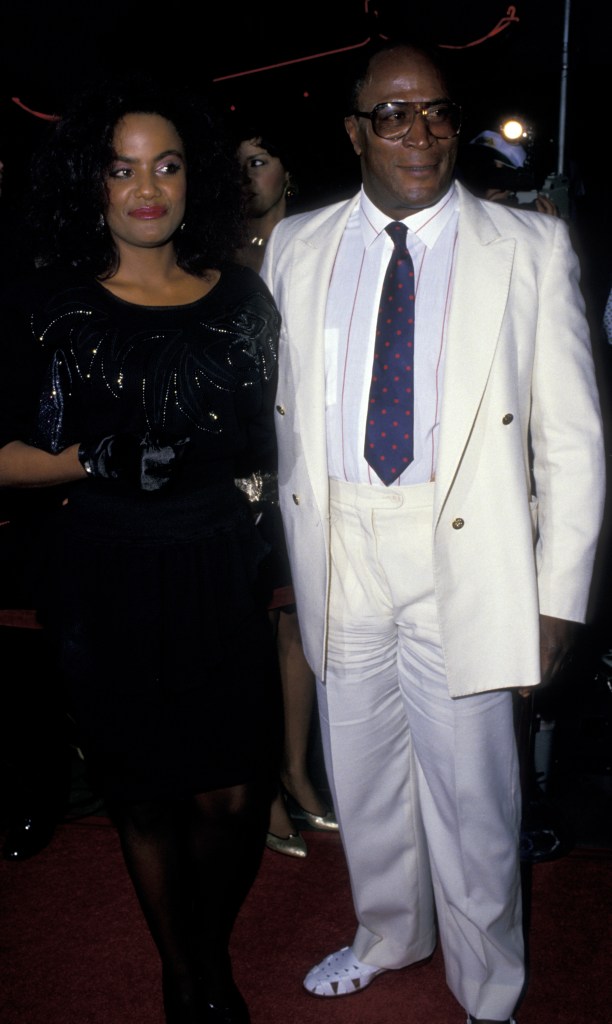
[261,41,605,1024]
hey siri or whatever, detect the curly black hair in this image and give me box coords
[231,117,296,176]
[27,75,246,277]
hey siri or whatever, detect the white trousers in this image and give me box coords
[317,478,525,1020]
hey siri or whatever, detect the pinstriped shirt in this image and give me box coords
[324,183,459,485]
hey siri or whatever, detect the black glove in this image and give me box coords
[77,432,190,492]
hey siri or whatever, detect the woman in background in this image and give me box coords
[0,82,281,1024]
[235,127,338,858]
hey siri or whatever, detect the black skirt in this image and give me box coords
[43,480,282,803]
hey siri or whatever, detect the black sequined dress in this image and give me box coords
[0,265,282,802]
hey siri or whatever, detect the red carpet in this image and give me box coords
[0,818,610,1023]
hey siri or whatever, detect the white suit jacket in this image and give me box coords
[261,181,605,697]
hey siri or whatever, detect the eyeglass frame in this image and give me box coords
[351,100,462,141]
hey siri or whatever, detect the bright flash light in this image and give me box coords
[500,118,528,142]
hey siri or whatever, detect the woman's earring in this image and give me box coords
[285,175,299,201]
[96,214,105,233]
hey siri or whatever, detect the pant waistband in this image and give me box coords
[329,477,434,510]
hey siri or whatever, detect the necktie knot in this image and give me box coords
[385,221,409,255]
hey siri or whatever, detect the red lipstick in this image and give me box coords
[130,206,166,219]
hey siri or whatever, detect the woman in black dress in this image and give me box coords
[0,81,281,1024]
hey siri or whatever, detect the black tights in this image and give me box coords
[111,780,269,1017]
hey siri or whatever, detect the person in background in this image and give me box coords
[235,129,298,270]
[0,80,282,1024]
[235,127,338,857]
[262,40,605,1024]
[459,128,559,215]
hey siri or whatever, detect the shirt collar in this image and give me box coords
[359,181,458,250]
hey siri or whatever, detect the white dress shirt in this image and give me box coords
[325,183,459,485]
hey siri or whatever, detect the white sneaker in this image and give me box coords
[303,945,387,996]
[466,1018,517,1023]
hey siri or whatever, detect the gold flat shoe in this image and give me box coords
[266,830,308,858]
[282,788,340,832]
[299,808,339,832]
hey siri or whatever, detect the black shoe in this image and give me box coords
[199,972,250,1024]
[197,949,250,1024]
[201,985,250,1024]
[2,814,56,861]
[519,795,574,864]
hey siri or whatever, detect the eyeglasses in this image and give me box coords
[352,101,462,140]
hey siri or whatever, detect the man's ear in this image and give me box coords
[345,115,362,157]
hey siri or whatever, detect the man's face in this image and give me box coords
[345,47,459,218]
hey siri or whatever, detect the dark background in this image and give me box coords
[0,2,607,191]
[0,4,609,275]
[0,1,610,845]
[0,1,609,314]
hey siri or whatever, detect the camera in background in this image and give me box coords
[458,121,568,218]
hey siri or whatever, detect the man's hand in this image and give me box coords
[518,614,577,697]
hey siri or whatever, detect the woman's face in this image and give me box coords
[238,138,289,220]
[104,113,187,253]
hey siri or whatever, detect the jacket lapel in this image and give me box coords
[282,197,358,510]
[433,184,517,524]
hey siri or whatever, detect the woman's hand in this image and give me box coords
[0,440,85,487]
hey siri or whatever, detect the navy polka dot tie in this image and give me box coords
[364,221,415,484]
